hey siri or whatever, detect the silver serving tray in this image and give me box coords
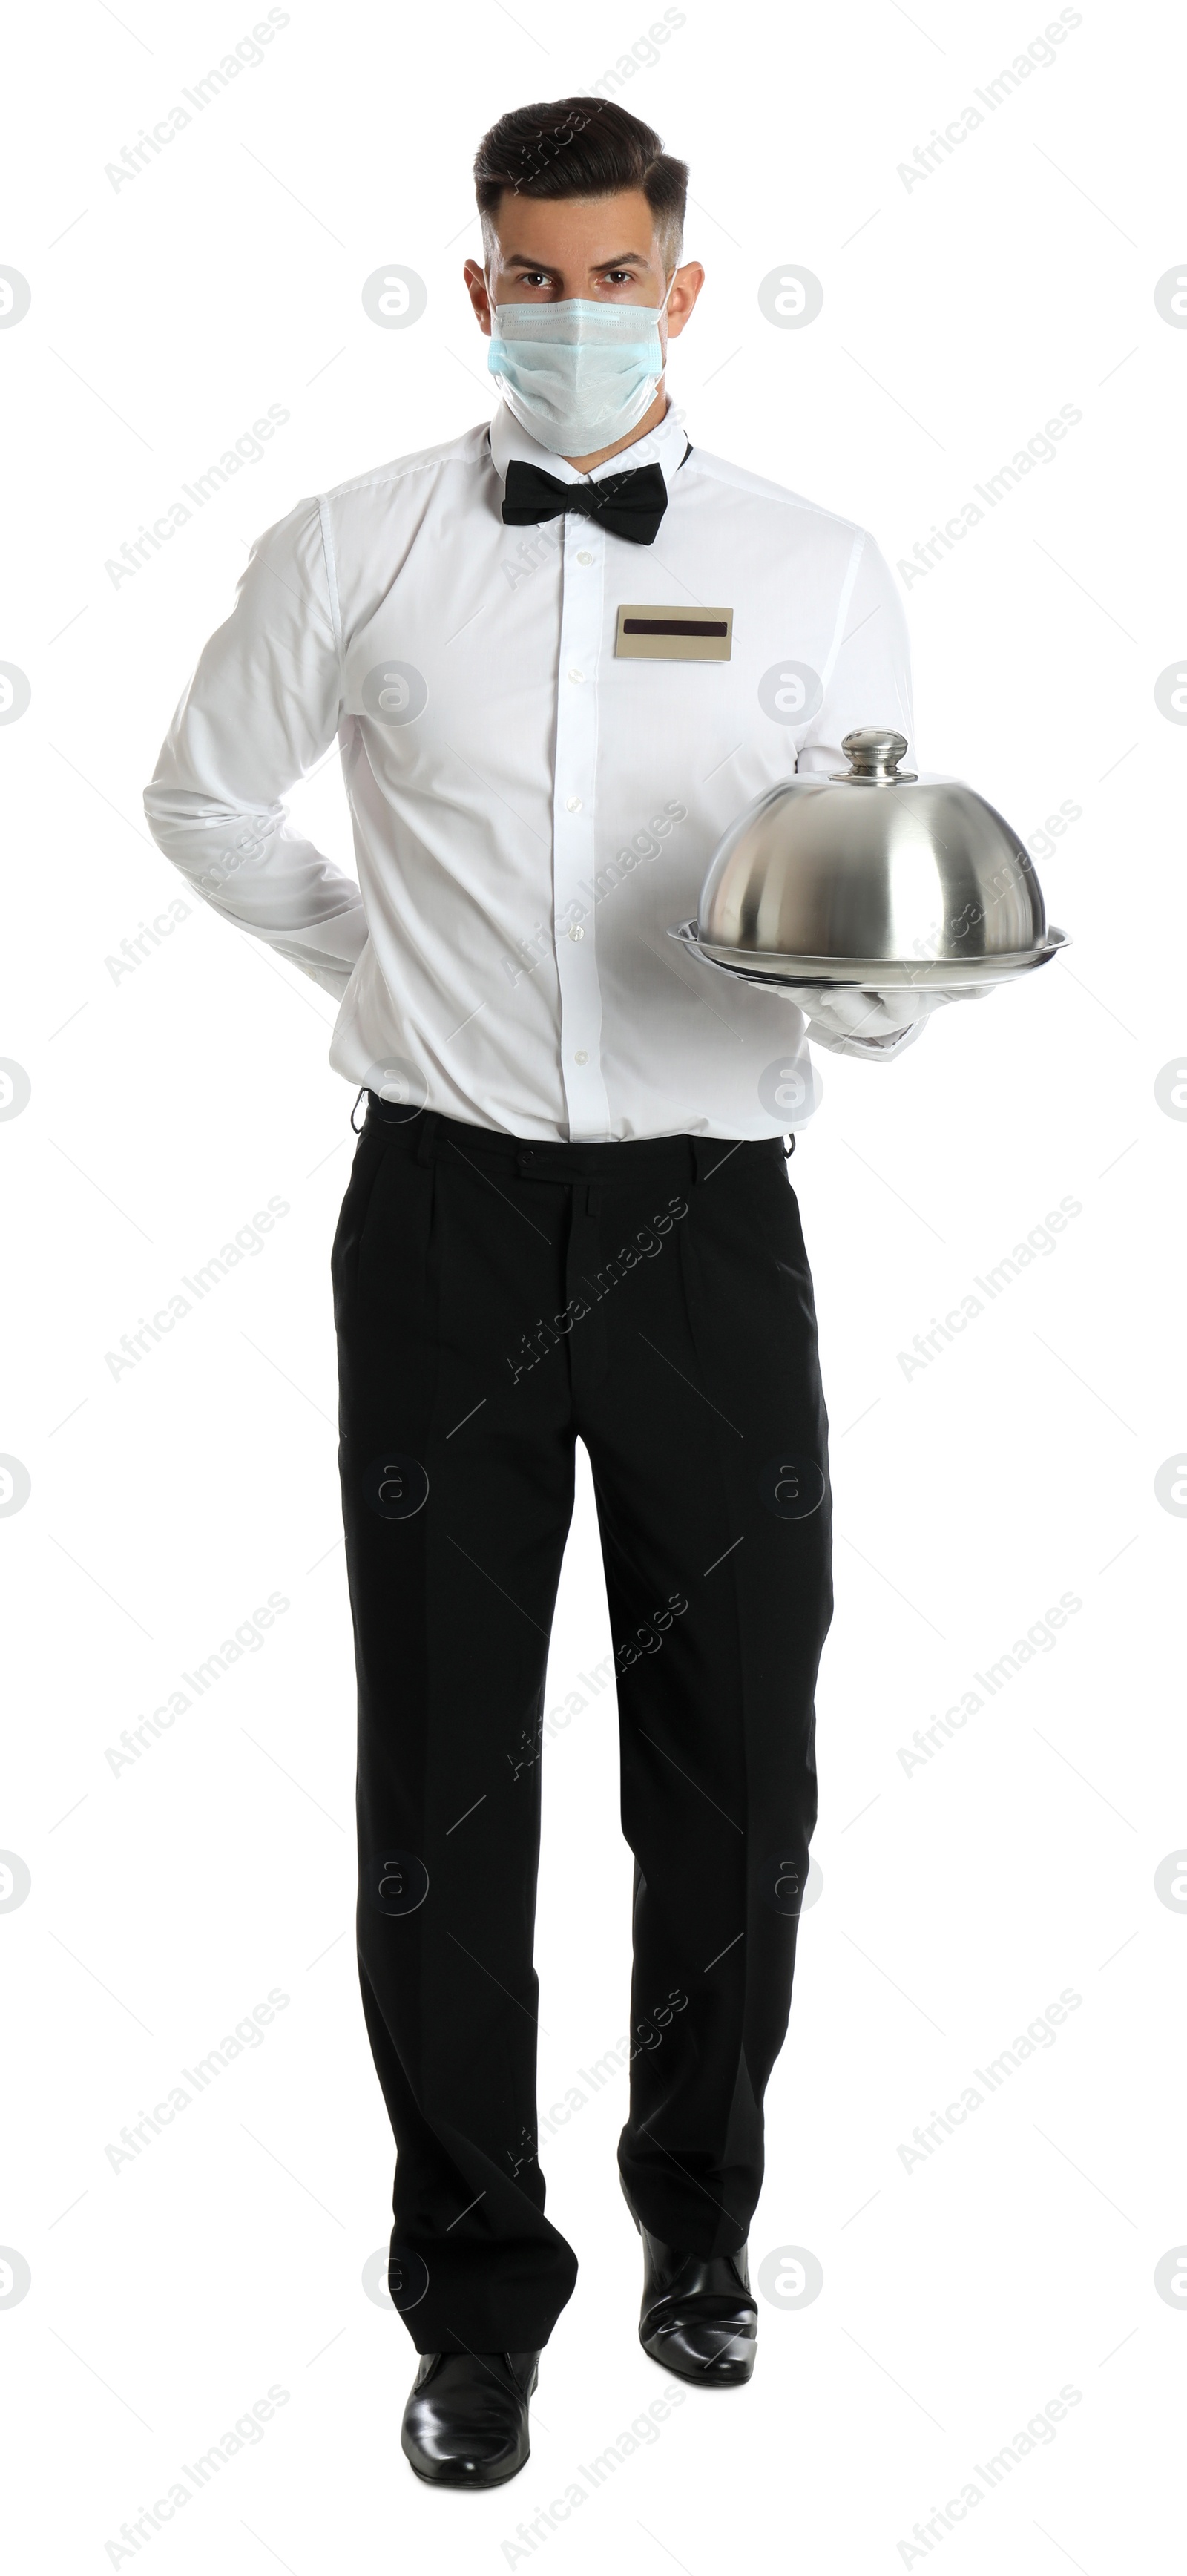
[668,919,1069,990]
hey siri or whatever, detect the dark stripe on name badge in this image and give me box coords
[622,618,728,637]
[614,604,733,663]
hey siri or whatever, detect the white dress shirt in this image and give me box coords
[143,398,916,1142]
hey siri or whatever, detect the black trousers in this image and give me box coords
[332,1097,833,2354]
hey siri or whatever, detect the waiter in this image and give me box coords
[144,96,964,2488]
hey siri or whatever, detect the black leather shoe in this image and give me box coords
[623,2177,757,2385]
[401,2349,539,2486]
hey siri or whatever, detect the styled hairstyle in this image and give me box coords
[473,97,688,273]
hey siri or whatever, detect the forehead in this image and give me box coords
[487,187,658,265]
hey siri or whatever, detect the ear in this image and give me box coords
[665,262,705,342]
[464,257,494,335]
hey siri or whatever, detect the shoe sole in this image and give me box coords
[404,2445,532,2488]
[639,2330,755,2385]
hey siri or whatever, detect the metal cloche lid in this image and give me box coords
[671,724,1071,989]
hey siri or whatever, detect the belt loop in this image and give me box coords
[351,1087,367,1134]
[689,1137,711,1186]
[783,1130,796,1159]
[415,1109,438,1166]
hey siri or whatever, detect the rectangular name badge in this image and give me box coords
[614,605,733,663]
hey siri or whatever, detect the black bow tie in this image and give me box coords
[502,456,668,545]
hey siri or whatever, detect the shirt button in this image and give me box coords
[574,1050,588,1065]
[565,795,582,812]
[576,549,593,565]
[567,667,585,684]
[568,924,585,941]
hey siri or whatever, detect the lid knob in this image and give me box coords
[840,726,917,783]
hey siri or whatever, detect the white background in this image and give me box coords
[2,1,1185,2569]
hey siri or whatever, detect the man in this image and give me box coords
[143,96,968,2488]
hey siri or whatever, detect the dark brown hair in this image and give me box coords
[473,97,688,270]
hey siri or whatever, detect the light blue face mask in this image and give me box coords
[487,276,674,456]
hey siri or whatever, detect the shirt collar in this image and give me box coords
[487,397,690,495]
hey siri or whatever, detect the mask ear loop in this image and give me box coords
[654,266,677,383]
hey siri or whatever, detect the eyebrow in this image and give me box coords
[501,249,652,270]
